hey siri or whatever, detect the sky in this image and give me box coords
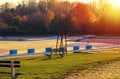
[0,0,92,5]
[0,0,120,8]
[0,0,40,5]
[0,0,21,5]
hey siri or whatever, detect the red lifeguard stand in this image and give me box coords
[56,31,67,56]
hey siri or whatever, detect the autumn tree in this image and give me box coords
[95,4,120,35]
[0,11,14,25]
[71,3,96,34]
[44,9,55,32]
[0,21,9,29]
[0,2,11,12]
[50,12,71,34]
[27,11,45,34]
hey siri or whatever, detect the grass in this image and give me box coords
[0,51,120,79]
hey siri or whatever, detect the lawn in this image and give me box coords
[0,49,120,79]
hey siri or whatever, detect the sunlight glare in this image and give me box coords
[109,0,120,8]
[62,0,90,3]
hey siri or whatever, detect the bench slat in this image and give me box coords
[0,64,20,68]
[0,61,20,64]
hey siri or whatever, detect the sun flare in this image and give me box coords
[109,0,120,8]
[68,0,90,3]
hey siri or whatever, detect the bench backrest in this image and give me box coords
[0,61,20,68]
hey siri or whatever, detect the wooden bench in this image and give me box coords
[44,48,52,59]
[0,60,20,79]
[52,48,66,57]
[44,47,66,59]
[44,51,52,59]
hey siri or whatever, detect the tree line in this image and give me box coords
[0,0,120,35]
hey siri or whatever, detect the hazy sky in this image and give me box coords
[0,0,120,8]
[0,0,90,5]
[0,0,22,5]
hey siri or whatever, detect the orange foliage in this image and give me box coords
[0,22,9,29]
[93,4,120,35]
[21,15,28,22]
[45,10,55,27]
[71,3,96,28]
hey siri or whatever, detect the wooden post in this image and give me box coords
[49,50,52,59]
[11,60,15,79]
[56,31,67,56]
[65,34,67,54]
[56,35,59,53]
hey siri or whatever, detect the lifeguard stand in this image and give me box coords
[56,31,67,57]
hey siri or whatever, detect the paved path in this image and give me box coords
[65,60,120,79]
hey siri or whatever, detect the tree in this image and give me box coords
[0,21,9,29]
[44,9,55,31]
[0,2,11,12]
[71,3,96,34]
[95,4,120,35]
[27,11,45,34]
[0,11,14,25]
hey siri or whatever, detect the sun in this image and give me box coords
[109,0,120,8]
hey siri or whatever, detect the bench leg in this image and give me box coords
[49,52,52,59]
[11,60,15,79]
[48,55,51,59]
